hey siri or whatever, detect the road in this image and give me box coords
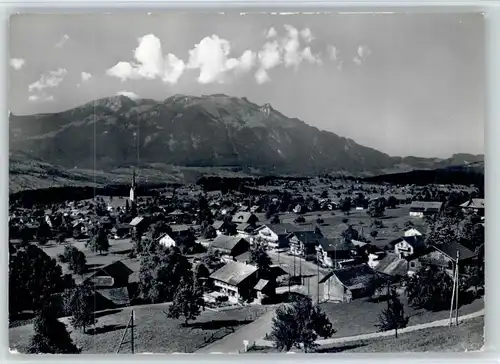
[255,309,485,348]
[195,308,276,354]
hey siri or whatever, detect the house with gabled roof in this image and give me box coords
[254,223,297,249]
[390,235,426,259]
[460,198,485,216]
[210,234,250,259]
[316,237,357,268]
[320,264,376,303]
[409,201,443,217]
[209,261,259,304]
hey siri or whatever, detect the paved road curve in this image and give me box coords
[195,308,276,354]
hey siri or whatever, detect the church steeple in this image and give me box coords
[130,169,136,203]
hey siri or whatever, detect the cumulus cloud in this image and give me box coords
[255,24,321,83]
[55,34,70,49]
[28,68,67,92]
[266,27,277,38]
[81,72,92,82]
[117,91,139,100]
[106,34,186,84]
[187,35,256,84]
[353,44,371,66]
[28,94,54,102]
[300,28,314,43]
[10,58,25,70]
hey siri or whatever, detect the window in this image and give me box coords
[410,262,416,268]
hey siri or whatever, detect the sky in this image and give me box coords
[9,12,485,158]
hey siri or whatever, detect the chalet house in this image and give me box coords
[289,230,324,259]
[320,264,376,303]
[390,235,426,258]
[254,223,297,249]
[254,279,276,302]
[460,198,485,216]
[236,223,257,238]
[409,201,443,218]
[82,260,133,310]
[373,253,409,279]
[209,261,259,304]
[232,212,259,226]
[404,228,422,237]
[156,233,177,248]
[212,220,237,236]
[408,241,477,276]
[129,216,149,234]
[210,235,250,259]
[111,224,130,239]
[169,224,191,238]
[316,238,356,268]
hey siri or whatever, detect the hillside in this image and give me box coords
[10,94,483,177]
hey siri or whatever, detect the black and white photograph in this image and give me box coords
[8,12,485,354]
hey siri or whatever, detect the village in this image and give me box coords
[8,173,485,354]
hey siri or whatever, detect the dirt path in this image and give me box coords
[254,309,485,348]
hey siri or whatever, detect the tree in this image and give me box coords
[340,198,352,215]
[125,199,130,212]
[9,245,67,315]
[320,190,328,199]
[404,220,414,229]
[63,282,96,333]
[27,297,80,354]
[139,245,193,303]
[167,278,204,326]
[249,244,272,278]
[200,249,224,271]
[341,225,359,242]
[368,199,386,219]
[387,196,398,209]
[270,296,335,353]
[376,288,409,338]
[36,220,52,245]
[59,246,87,275]
[405,265,455,311]
[20,225,32,246]
[86,228,110,254]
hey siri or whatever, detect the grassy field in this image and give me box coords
[319,294,484,338]
[249,316,484,353]
[9,303,276,354]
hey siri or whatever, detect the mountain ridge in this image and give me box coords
[10,94,484,177]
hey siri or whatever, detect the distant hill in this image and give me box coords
[9,94,483,191]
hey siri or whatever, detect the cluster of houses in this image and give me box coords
[8,173,484,310]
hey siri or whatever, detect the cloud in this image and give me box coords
[282,24,301,68]
[353,44,371,65]
[255,68,270,85]
[10,58,25,70]
[28,94,54,102]
[266,27,277,38]
[187,35,255,84]
[81,72,92,82]
[327,45,338,61]
[300,28,314,43]
[28,68,67,92]
[116,91,139,100]
[302,47,322,65]
[55,34,70,49]
[254,25,322,83]
[106,34,186,84]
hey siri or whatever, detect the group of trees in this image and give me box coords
[58,246,87,275]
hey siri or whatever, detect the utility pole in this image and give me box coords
[317,250,320,305]
[455,251,460,326]
[449,251,460,327]
[131,311,135,354]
